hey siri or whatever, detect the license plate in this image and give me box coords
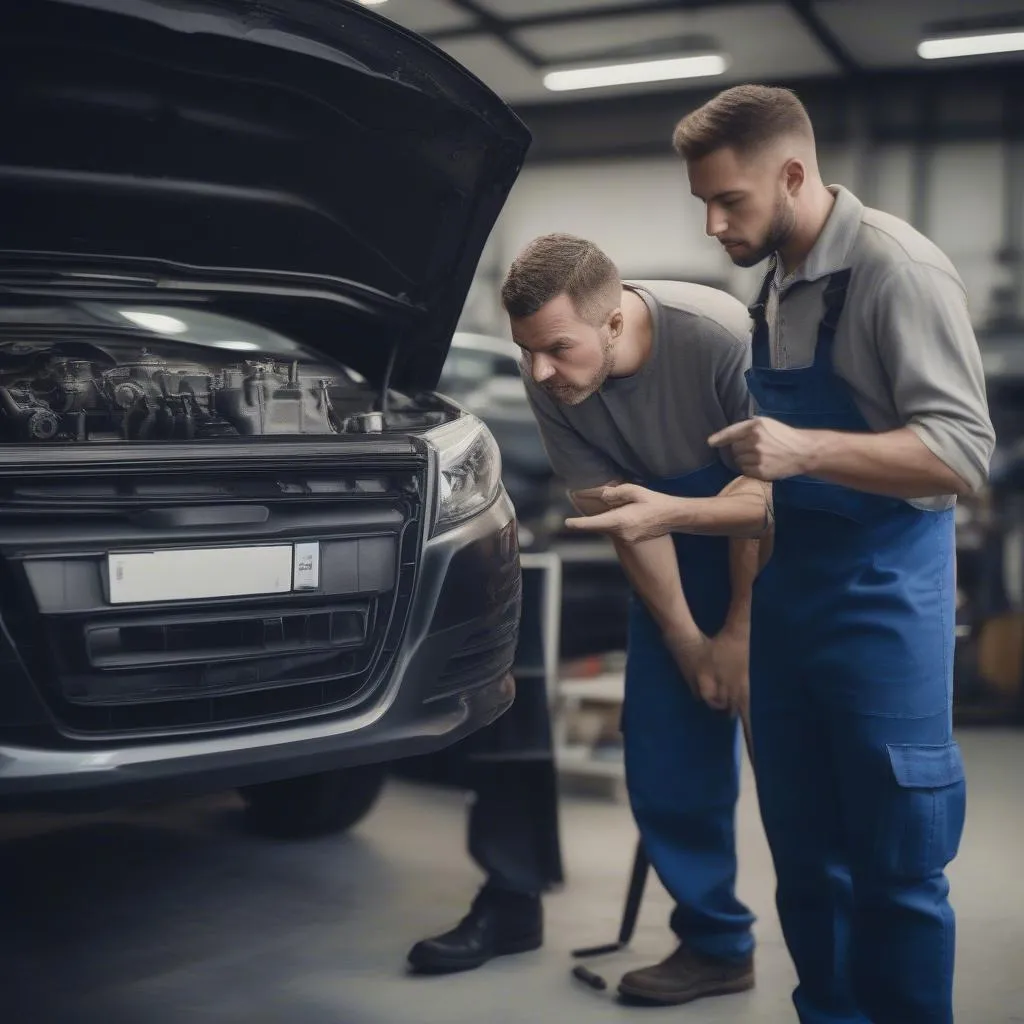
[107,543,320,605]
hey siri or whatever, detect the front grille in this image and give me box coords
[82,604,369,674]
[432,574,522,700]
[0,457,425,739]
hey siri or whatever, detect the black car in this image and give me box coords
[0,0,530,836]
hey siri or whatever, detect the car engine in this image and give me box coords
[0,339,446,442]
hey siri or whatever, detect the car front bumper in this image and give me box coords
[0,492,521,812]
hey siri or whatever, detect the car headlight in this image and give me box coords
[425,415,503,535]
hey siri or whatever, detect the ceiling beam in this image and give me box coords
[429,0,781,44]
[444,0,545,68]
[787,0,861,76]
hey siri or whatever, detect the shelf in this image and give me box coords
[557,672,624,703]
[556,744,625,779]
[548,540,619,564]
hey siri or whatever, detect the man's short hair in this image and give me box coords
[672,84,814,162]
[500,233,621,325]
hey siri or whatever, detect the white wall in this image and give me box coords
[463,140,1012,336]
[925,143,1006,326]
[496,158,723,280]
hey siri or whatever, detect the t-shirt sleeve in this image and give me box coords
[873,262,995,491]
[710,326,753,426]
[522,378,623,491]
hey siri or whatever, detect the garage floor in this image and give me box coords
[1,728,1021,1024]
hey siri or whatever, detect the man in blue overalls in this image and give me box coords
[566,86,996,1023]
[501,233,761,1007]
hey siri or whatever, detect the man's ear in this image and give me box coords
[783,158,806,197]
[608,307,625,338]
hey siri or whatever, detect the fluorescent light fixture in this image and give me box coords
[120,311,188,334]
[215,340,262,352]
[544,54,727,92]
[355,0,388,5]
[918,30,1024,60]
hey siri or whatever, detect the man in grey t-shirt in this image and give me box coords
[502,233,760,1007]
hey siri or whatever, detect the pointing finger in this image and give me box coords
[708,419,755,448]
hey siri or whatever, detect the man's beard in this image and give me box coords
[542,339,615,406]
[731,196,796,268]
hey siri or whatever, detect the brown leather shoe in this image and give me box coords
[618,944,754,1006]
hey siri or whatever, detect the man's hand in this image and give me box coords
[708,417,818,481]
[661,628,730,712]
[705,629,749,718]
[564,483,678,542]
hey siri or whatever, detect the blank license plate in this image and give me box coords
[107,544,319,605]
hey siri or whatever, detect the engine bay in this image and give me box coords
[0,337,451,443]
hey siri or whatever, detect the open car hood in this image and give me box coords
[0,0,531,391]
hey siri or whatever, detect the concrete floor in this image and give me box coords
[1,728,1022,1024]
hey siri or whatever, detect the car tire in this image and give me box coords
[239,764,387,839]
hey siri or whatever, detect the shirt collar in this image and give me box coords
[773,184,863,289]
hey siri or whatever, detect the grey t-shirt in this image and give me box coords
[762,185,995,511]
[522,281,751,491]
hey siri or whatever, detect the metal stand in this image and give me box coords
[570,837,650,990]
[573,838,649,957]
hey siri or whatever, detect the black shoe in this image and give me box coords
[407,887,543,974]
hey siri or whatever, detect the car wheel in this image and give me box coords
[240,764,387,839]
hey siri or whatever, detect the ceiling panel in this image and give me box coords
[516,4,832,68]
[368,0,474,35]
[438,36,543,102]
[376,0,1024,107]
[477,0,672,15]
[439,26,837,105]
[819,0,1024,69]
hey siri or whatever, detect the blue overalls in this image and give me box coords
[746,265,966,1023]
[623,459,756,962]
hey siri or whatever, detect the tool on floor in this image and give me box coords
[571,965,608,991]
[569,838,648,992]
[572,838,649,961]
[570,705,755,992]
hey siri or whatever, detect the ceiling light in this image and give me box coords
[355,0,388,5]
[119,311,188,334]
[215,340,262,352]
[543,54,727,92]
[918,30,1024,60]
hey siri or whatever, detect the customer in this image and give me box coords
[404,669,563,975]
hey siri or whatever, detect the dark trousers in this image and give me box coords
[468,757,563,895]
[395,676,564,897]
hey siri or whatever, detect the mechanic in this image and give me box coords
[566,84,996,1024]
[498,232,761,1007]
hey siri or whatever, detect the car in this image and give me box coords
[439,333,563,534]
[440,333,631,660]
[0,0,531,837]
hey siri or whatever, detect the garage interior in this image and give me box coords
[3,0,1024,1021]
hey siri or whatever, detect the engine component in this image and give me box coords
[0,385,66,441]
[215,360,337,436]
[0,340,381,443]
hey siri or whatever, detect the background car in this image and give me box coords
[0,0,532,837]
[439,332,631,660]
